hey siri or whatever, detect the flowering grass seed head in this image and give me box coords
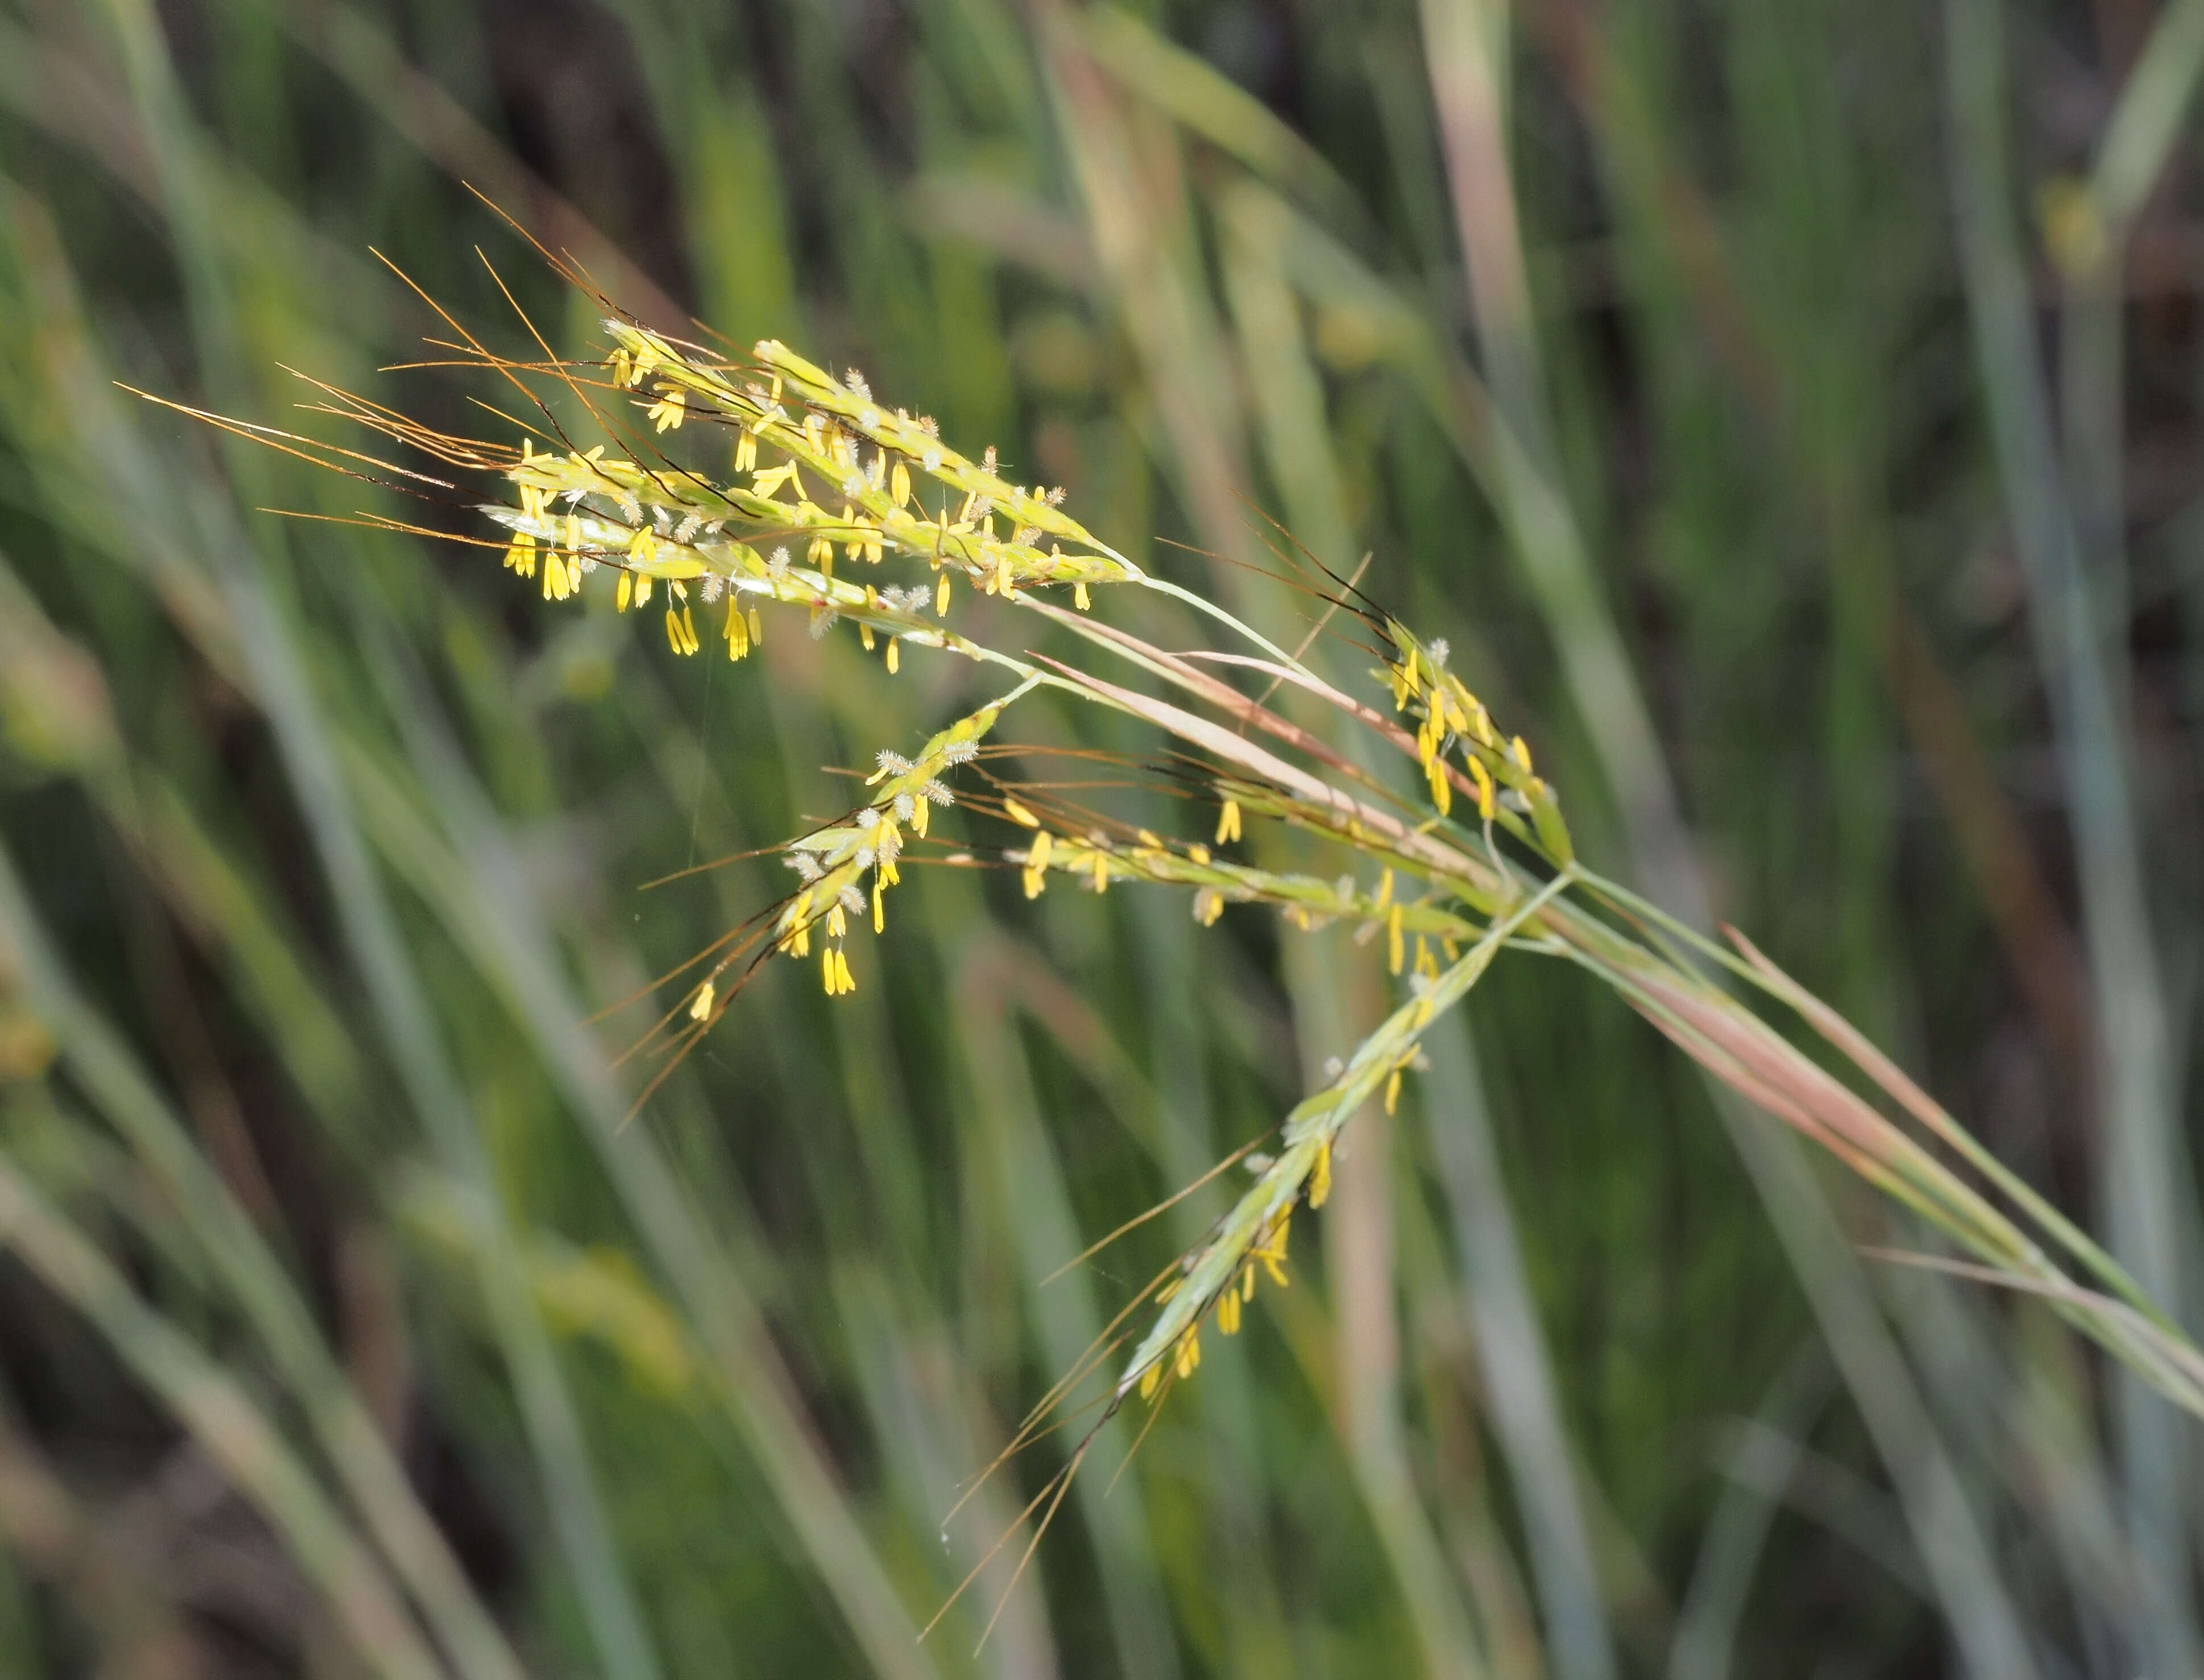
[150,245,2204,1608]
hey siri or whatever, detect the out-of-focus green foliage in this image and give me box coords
[0,1,2199,1675]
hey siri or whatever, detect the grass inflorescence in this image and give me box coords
[159,237,2204,1634]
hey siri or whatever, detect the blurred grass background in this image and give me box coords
[0,0,2199,1674]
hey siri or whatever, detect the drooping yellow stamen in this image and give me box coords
[1074,582,1090,611]
[735,430,757,475]
[1218,1287,1242,1336]
[648,388,685,431]
[1255,1212,1292,1287]
[689,981,715,1022]
[617,570,633,612]
[885,638,899,674]
[1215,798,1242,845]
[1375,868,1394,909]
[872,874,885,934]
[891,460,911,507]
[1140,1362,1161,1401]
[1003,797,1040,827]
[936,573,950,616]
[1309,1140,1333,1209]
[1512,734,1533,775]
[1470,757,1496,821]
[1385,1068,1403,1115]
[1387,904,1404,975]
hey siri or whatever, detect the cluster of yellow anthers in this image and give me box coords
[1385,621,1573,864]
[1119,934,1490,1399]
[477,321,1592,1402]
[756,700,1006,1000]
[487,321,1146,678]
[1115,870,1568,1403]
[1007,804,1482,983]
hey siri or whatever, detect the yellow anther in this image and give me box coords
[1218,1288,1241,1336]
[1215,798,1242,845]
[885,639,899,674]
[1309,1140,1333,1210]
[1388,904,1404,975]
[1470,758,1496,821]
[1385,1068,1403,1115]
[1003,797,1040,827]
[689,982,715,1022]
[1175,1328,1201,1380]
